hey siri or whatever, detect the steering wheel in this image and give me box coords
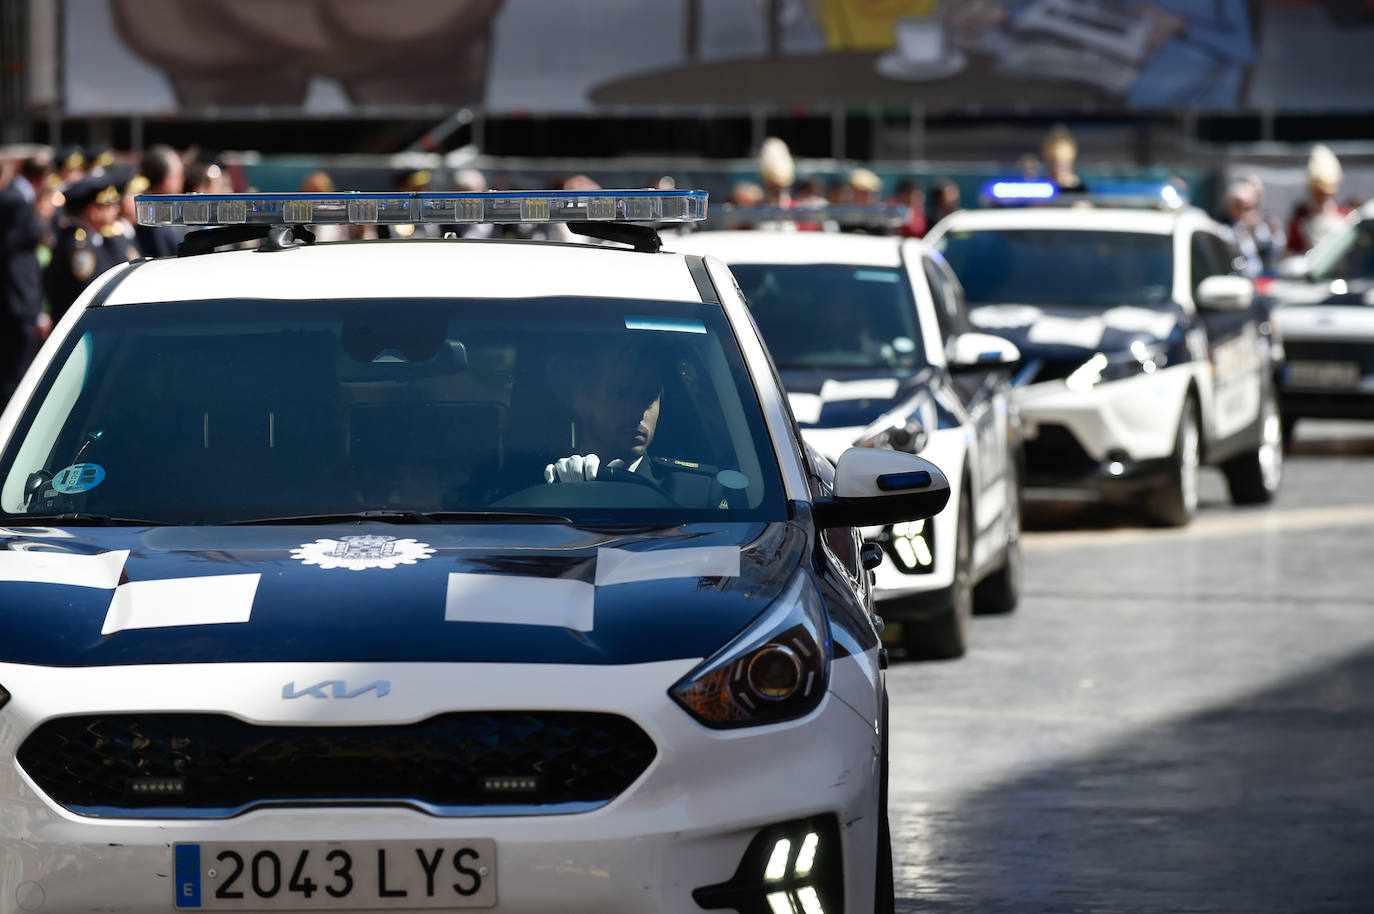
[596,464,675,500]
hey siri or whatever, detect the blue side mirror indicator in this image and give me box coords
[876,470,932,492]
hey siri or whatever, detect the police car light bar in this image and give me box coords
[981,179,1186,210]
[985,181,1058,201]
[706,203,909,229]
[135,190,708,227]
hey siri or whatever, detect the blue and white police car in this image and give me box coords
[0,191,953,914]
[927,182,1284,526]
[1263,200,1374,436]
[672,227,1022,661]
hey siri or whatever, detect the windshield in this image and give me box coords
[1310,217,1374,281]
[0,298,786,525]
[729,264,927,373]
[937,229,1175,308]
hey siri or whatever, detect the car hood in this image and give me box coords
[780,366,938,431]
[969,301,1186,360]
[0,521,805,667]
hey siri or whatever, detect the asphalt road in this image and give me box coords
[886,421,1374,914]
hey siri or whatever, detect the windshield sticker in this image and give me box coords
[52,463,106,494]
[624,316,707,334]
[595,545,740,587]
[1101,306,1178,339]
[445,574,595,631]
[101,573,260,635]
[1027,316,1107,349]
[788,393,823,425]
[0,548,129,588]
[818,377,901,403]
[716,470,750,490]
[292,535,435,571]
[853,270,900,283]
[970,305,1043,329]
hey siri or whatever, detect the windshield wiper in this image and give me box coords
[223,510,573,526]
[5,513,170,527]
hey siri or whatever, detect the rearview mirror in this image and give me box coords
[1195,275,1254,312]
[948,332,1021,370]
[814,448,950,529]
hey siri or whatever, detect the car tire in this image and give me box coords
[1144,395,1200,527]
[874,692,895,914]
[1223,392,1283,504]
[974,458,1020,615]
[902,487,972,659]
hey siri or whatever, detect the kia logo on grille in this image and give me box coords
[282,680,391,699]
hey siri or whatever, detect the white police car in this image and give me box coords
[671,227,1022,661]
[1262,200,1374,437]
[0,191,953,914]
[927,182,1284,526]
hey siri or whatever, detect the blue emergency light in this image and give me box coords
[985,181,1058,201]
[135,190,708,227]
[980,178,1186,210]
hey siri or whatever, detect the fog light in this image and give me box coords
[890,520,933,570]
[767,892,794,914]
[693,814,842,914]
[797,886,825,914]
[747,646,803,702]
[795,833,819,877]
[764,839,791,881]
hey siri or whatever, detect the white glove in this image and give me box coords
[544,453,601,483]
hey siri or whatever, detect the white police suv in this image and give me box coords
[928,182,1284,526]
[1263,200,1374,437]
[672,227,1021,661]
[0,191,952,914]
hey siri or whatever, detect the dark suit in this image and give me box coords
[0,181,44,401]
[44,225,139,325]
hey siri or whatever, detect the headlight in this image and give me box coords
[669,572,830,729]
[1065,340,1169,392]
[855,416,928,453]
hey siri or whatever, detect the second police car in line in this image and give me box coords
[0,191,951,914]
[674,220,1022,661]
[927,181,1285,526]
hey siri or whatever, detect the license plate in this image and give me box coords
[174,841,496,910]
[1287,360,1362,388]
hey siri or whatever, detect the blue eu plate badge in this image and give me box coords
[175,844,201,907]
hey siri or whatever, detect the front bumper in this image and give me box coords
[1279,338,1374,420]
[1017,365,1191,493]
[0,659,880,914]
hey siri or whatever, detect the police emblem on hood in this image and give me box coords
[292,534,435,571]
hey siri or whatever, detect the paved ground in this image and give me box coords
[885,422,1374,913]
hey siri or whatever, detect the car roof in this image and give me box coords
[103,238,707,306]
[930,206,1189,236]
[668,230,903,268]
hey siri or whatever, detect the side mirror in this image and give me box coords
[813,448,950,529]
[1195,274,1254,312]
[948,332,1021,370]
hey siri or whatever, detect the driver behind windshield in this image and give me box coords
[543,341,663,484]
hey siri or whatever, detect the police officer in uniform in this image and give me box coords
[44,175,141,323]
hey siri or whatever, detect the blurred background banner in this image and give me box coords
[57,0,1374,116]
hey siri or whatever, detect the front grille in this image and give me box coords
[1284,340,1374,370]
[1026,358,1085,385]
[18,712,657,818]
[1024,424,1098,478]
